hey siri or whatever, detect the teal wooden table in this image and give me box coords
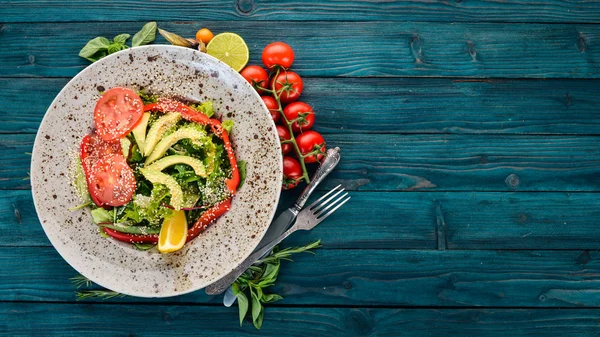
[2,1,600,335]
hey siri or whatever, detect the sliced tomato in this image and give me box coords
[94,87,144,142]
[80,133,121,170]
[87,153,136,207]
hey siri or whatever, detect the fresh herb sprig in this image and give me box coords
[70,275,128,301]
[79,22,157,62]
[232,240,322,330]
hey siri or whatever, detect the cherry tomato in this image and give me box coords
[195,28,214,44]
[283,102,315,133]
[282,156,302,189]
[296,130,326,163]
[261,96,280,123]
[87,153,136,207]
[262,42,295,70]
[271,71,303,103]
[94,87,144,142]
[276,125,292,155]
[240,65,269,93]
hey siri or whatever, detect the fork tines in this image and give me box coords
[309,184,351,221]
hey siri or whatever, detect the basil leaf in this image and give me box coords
[251,289,262,326]
[236,290,249,326]
[79,36,110,62]
[262,293,283,303]
[107,44,121,55]
[113,33,130,45]
[237,160,247,189]
[132,22,157,47]
[253,305,264,330]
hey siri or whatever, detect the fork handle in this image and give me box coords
[293,147,340,210]
[205,226,296,295]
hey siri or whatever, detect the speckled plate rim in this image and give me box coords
[30,45,282,297]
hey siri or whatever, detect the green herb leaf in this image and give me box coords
[250,288,262,325]
[190,101,214,117]
[253,304,264,330]
[262,293,283,303]
[222,120,234,134]
[76,290,126,301]
[235,286,249,326]
[91,208,114,224]
[107,42,128,55]
[79,36,110,62]
[70,275,92,289]
[133,242,156,251]
[113,33,130,45]
[237,160,247,189]
[132,22,157,47]
[231,240,321,330]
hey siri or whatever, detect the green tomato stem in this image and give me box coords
[271,68,310,184]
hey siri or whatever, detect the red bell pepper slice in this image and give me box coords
[186,197,232,242]
[143,99,212,126]
[102,227,159,244]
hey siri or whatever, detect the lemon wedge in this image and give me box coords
[206,32,249,72]
[158,210,187,253]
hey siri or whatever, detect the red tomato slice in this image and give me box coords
[94,87,144,142]
[80,133,121,172]
[87,153,136,207]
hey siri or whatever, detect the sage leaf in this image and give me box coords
[158,28,192,47]
[79,36,110,62]
[132,22,157,47]
[236,290,249,326]
[113,33,130,45]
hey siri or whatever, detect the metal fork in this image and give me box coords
[205,185,350,295]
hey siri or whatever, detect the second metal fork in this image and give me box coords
[205,185,350,295]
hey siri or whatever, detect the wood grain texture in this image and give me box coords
[3,0,600,23]
[4,77,600,135]
[3,303,600,337]
[6,247,600,307]
[9,133,600,191]
[7,190,600,250]
[1,22,599,78]
[0,190,437,249]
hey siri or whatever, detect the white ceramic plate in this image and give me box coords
[31,45,282,297]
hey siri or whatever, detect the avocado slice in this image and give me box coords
[145,127,208,165]
[120,137,131,158]
[143,113,181,156]
[146,155,207,177]
[132,112,151,155]
[139,168,184,210]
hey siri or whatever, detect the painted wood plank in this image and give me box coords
[10,133,600,191]
[4,77,600,135]
[0,189,436,249]
[444,192,600,249]
[3,0,600,23]
[3,303,600,337]
[5,247,600,307]
[7,189,600,250]
[1,22,599,78]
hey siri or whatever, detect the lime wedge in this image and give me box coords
[206,32,249,72]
